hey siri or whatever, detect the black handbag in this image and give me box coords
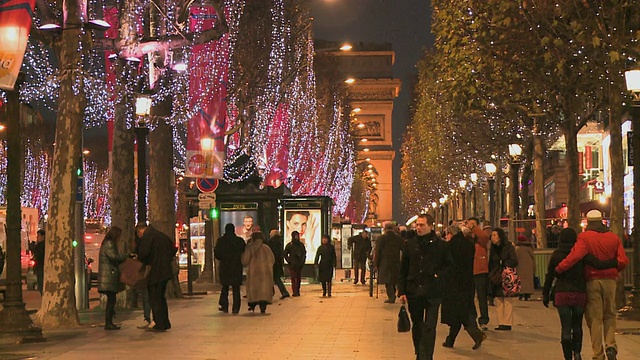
[397,305,411,333]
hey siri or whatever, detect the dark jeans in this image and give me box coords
[148,279,170,330]
[104,291,116,324]
[407,296,441,360]
[474,273,489,325]
[353,258,367,283]
[219,284,241,313]
[385,283,397,301]
[36,269,44,295]
[289,267,302,295]
[134,287,152,322]
[274,269,290,297]
[557,306,584,351]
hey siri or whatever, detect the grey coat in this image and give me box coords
[374,230,404,284]
[242,239,275,304]
[98,239,129,293]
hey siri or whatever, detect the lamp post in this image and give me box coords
[135,94,151,224]
[485,163,497,227]
[459,179,467,220]
[470,172,478,217]
[439,197,446,229]
[431,201,438,226]
[508,144,523,243]
[621,69,640,318]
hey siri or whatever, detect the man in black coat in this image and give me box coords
[441,225,485,350]
[374,222,404,303]
[33,229,46,294]
[214,223,246,313]
[398,214,453,360]
[136,223,178,331]
[348,230,371,285]
[267,229,290,299]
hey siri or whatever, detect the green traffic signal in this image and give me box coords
[72,239,78,247]
[77,167,82,176]
[209,207,219,219]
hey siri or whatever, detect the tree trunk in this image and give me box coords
[36,0,86,328]
[608,93,627,309]
[563,118,582,230]
[109,61,137,309]
[533,119,548,248]
[148,122,182,298]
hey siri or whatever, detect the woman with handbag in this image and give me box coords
[488,228,518,331]
[98,226,130,330]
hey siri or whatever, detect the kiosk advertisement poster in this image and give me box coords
[219,203,258,243]
[331,225,342,269]
[340,224,353,269]
[284,209,321,264]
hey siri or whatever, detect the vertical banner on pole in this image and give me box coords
[0,0,36,90]
[185,6,228,179]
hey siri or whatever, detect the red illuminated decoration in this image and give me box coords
[0,0,36,90]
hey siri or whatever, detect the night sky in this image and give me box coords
[309,0,434,220]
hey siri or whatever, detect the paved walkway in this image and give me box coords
[2,282,640,359]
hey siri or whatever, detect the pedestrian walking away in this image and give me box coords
[242,232,275,313]
[441,224,486,351]
[314,234,336,297]
[488,227,518,331]
[543,227,619,360]
[374,221,404,304]
[348,230,371,285]
[398,214,453,360]
[284,230,306,296]
[516,235,536,301]
[97,226,130,330]
[215,223,246,314]
[267,229,290,299]
[555,210,629,360]
[136,223,178,332]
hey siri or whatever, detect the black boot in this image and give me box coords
[466,326,486,350]
[573,337,582,360]
[104,307,120,330]
[561,341,573,360]
[327,282,332,297]
[322,282,327,297]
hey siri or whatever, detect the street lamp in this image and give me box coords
[459,179,467,220]
[485,162,497,227]
[621,69,640,319]
[508,144,523,243]
[135,94,151,224]
[439,197,446,228]
[470,172,478,217]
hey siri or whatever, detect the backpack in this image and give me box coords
[502,266,521,296]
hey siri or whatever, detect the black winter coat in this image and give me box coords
[214,232,246,286]
[441,233,476,325]
[398,231,452,299]
[314,243,336,282]
[284,239,306,269]
[374,230,404,284]
[488,240,518,297]
[348,233,372,261]
[267,235,285,277]
[98,238,129,293]
[137,226,178,285]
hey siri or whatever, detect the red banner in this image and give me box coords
[0,0,36,90]
[185,6,227,179]
[584,146,592,170]
[578,151,584,175]
[263,104,290,188]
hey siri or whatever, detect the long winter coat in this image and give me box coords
[441,233,476,326]
[314,243,336,282]
[516,242,536,294]
[242,239,275,304]
[138,226,178,285]
[98,238,129,293]
[398,231,452,299]
[214,232,246,286]
[374,230,404,284]
[267,234,285,278]
[488,240,518,297]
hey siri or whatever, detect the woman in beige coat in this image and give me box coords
[242,232,275,313]
[515,235,536,300]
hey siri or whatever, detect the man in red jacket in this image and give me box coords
[468,217,490,329]
[555,210,629,360]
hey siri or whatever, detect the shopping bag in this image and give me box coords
[397,305,411,333]
[119,258,151,289]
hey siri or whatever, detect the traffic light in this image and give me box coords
[72,239,78,247]
[208,207,219,220]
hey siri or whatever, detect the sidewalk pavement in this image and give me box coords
[2,282,640,359]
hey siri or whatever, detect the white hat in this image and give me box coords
[586,209,602,221]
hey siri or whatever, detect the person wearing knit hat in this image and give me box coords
[515,234,535,301]
[555,210,629,360]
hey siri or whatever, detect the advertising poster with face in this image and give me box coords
[284,209,321,264]
[220,210,258,243]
